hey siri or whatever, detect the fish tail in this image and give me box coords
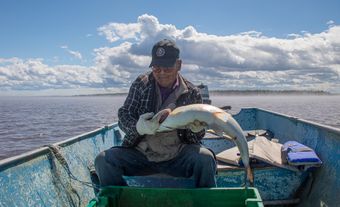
[246,166,254,186]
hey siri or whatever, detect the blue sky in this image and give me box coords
[1,0,340,95]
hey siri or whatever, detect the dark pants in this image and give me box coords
[95,144,217,188]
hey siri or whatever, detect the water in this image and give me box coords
[212,95,340,128]
[0,95,339,160]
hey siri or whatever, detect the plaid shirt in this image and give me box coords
[118,72,205,147]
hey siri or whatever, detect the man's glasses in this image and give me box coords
[152,65,176,73]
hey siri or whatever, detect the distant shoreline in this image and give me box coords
[210,90,331,95]
[74,90,333,97]
[74,92,128,97]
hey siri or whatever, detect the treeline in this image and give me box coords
[74,92,128,97]
[210,90,331,95]
[74,89,332,97]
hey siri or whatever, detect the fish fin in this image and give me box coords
[206,129,235,141]
[206,129,224,136]
[223,134,234,141]
[188,120,208,133]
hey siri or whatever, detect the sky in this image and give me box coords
[1,0,340,96]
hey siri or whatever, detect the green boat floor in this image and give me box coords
[88,187,263,207]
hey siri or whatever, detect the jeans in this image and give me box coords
[95,144,217,188]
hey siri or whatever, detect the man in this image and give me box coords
[95,39,216,188]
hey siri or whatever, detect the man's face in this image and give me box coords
[152,59,181,88]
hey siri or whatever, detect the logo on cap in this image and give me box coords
[156,47,166,57]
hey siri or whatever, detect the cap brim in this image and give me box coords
[149,58,177,68]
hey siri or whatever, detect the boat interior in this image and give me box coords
[105,129,313,206]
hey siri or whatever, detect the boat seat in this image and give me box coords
[123,175,195,188]
[122,163,277,188]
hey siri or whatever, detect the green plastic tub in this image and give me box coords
[88,186,263,207]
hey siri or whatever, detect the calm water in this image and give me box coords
[0,95,339,160]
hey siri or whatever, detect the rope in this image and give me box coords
[46,145,101,206]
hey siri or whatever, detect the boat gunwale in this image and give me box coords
[236,107,340,136]
[0,124,115,171]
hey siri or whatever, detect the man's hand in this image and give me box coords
[136,109,172,135]
[188,120,207,133]
[136,112,160,135]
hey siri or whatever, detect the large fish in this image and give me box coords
[155,104,253,184]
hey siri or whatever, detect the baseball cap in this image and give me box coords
[149,39,180,68]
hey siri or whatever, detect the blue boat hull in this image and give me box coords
[0,108,339,206]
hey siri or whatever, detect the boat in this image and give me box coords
[1,107,339,206]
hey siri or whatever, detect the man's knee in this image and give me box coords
[94,151,107,171]
[200,147,215,157]
[183,145,216,167]
[94,148,121,166]
[94,149,126,186]
[197,148,216,166]
[95,151,105,162]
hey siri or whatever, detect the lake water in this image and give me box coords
[0,95,339,160]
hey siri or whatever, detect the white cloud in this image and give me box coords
[98,22,141,42]
[68,50,82,60]
[0,58,101,91]
[1,14,340,95]
[327,20,335,26]
[287,33,301,38]
[60,45,83,60]
[93,14,340,92]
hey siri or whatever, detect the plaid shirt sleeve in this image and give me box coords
[118,78,144,146]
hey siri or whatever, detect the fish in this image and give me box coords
[155,104,253,184]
